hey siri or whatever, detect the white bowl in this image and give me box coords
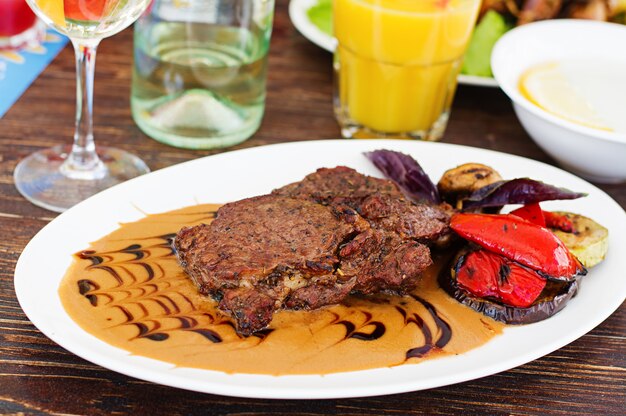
[491,19,626,184]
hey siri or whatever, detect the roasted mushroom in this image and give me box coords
[437,163,502,209]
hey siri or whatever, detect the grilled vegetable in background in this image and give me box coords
[462,0,626,76]
[307,0,332,36]
[517,0,564,25]
[479,0,626,25]
[461,10,512,77]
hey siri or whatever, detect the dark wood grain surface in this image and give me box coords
[1,1,624,414]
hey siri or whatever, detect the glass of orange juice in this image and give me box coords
[333,0,481,140]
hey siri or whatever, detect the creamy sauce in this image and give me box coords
[59,204,503,375]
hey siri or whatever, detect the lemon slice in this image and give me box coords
[519,62,612,131]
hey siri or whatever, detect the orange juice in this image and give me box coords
[333,0,480,139]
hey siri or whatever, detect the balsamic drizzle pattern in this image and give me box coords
[73,209,453,361]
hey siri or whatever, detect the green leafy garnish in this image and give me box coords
[307,0,333,36]
[461,11,513,77]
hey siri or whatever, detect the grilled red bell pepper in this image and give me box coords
[510,203,546,227]
[450,213,585,280]
[455,249,547,308]
[511,204,574,232]
[543,211,574,232]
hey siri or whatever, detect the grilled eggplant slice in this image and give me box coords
[440,248,580,324]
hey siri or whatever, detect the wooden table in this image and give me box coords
[1,1,624,414]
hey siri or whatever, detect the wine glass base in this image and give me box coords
[14,145,150,213]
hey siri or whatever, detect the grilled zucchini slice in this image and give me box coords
[550,211,609,268]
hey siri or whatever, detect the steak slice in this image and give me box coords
[273,166,451,242]
[175,192,433,335]
[275,166,404,203]
[175,195,364,334]
[175,195,365,292]
[339,229,432,295]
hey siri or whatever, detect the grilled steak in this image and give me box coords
[274,166,451,242]
[175,167,449,335]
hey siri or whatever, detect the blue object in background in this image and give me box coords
[0,30,68,118]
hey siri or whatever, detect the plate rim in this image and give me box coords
[287,0,499,88]
[14,139,626,399]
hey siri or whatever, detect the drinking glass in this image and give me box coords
[14,0,152,212]
[0,0,45,50]
[333,0,481,141]
[131,0,275,149]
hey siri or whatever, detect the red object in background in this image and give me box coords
[0,0,38,36]
[64,0,107,21]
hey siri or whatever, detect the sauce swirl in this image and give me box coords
[59,204,503,375]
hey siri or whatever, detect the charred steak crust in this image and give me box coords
[175,194,368,334]
[176,195,362,292]
[274,166,404,203]
[273,166,451,242]
[175,167,448,335]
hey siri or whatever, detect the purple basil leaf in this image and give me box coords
[463,178,586,209]
[364,149,440,204]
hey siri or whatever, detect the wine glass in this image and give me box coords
[14,0,153,212]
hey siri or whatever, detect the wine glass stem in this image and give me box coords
[61,38,106,180]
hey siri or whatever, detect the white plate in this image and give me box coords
[15,140,626,399]
[288,0,499,88]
